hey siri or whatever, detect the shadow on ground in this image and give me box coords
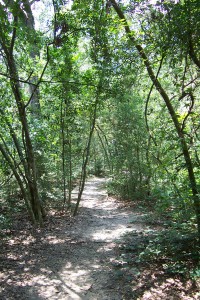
[0,177,135,299]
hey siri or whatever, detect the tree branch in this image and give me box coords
[0,71,37,86]
[10,15,18,55]
[145,56,164,147]
[24,45,50,108]
[181,92,195,132]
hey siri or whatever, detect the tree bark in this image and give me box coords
[0,21,45,224]
[110,0,200,240]
[0,142,36,223]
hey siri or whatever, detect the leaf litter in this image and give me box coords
[0,177,199,299]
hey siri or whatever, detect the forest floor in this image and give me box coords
[0,177,199,299]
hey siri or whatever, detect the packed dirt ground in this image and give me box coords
[0,177,199,299]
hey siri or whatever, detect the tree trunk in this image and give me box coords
[95,126,112,173]
[73,89,100,216]
[67,137,72,209]
[110,0,200,240]
[0,39,45,224]
[0,143,36,224]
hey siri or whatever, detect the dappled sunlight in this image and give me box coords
[130,274,198,300]
[1,177,198,299]
[41,235,68,245]
[0,177,143,299]
[97,242,116,253]
[91,224,134,242]
[58,268,92,296]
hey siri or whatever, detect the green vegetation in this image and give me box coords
[0,0,199,279]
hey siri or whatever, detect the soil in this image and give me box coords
[0,177,199,299]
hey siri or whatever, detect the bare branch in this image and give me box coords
[0,71,37,86]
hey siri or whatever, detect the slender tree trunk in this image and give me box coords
[110,0,200,240]
[73,90,100,216]
[20,0,41,112]
[67,137,72,209]
[145,137,151,196]
[96,124,114,173]
[60,100,67,209]
[0,143,36,223]
[1,43,44,224]
[95,127,112,173]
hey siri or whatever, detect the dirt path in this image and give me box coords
[0,177,143,300]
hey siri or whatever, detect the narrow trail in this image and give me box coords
[0,177,144,300]
[66,177,144,299]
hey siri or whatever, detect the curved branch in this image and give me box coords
[181,92,195,132]
[110,0,200,239]
[24,45,50,109]
[144,56,164,147]
[189,39,200,69]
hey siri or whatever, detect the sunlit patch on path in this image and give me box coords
[0,176,142,300]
